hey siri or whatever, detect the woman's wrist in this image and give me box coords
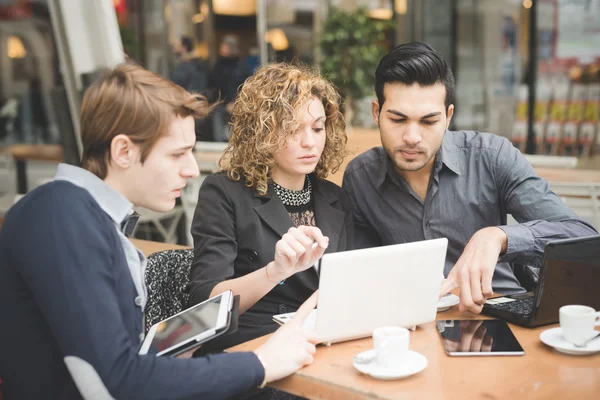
[265,262,287,283]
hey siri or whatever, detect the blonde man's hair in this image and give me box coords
[80,63,211,179]
[223,63,348,195]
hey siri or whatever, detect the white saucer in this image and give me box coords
[539,327,600,356]
[438,293,460,312]
[353,349,428,380]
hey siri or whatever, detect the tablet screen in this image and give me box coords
[150,296,222,353]
[437,319,524,356]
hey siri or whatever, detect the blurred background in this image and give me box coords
[0,0,599,241]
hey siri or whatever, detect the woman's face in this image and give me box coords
[271,96,327,188]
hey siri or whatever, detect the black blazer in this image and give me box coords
[188,172,353,349]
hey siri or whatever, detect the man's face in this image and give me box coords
[127,116,199,212]
[172,40,184,56]
[373,82,453,174]
[219,43,232,57]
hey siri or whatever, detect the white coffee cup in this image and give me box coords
[372,326,409,368]
[559,305,600,346]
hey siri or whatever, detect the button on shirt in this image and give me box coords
[54,164,148,309]
[343,130,598,294]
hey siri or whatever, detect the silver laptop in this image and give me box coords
[274,238,448,345]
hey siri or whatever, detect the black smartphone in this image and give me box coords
[437,319,525,356]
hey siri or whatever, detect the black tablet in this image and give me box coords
[437,319,524,356]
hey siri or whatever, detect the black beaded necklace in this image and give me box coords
[271,176,312,206]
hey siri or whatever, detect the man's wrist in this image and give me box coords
[481,227,508,254]
[255,352,268,389]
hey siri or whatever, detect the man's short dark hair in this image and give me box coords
[181,36,194,53]
[375,42,455,113]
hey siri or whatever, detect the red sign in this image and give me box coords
[113,0,128,25]
[0,0,32,20]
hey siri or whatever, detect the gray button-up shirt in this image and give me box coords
[343,130,598,294]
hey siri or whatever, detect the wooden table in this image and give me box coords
[130,238,189,256]
[1,144,64,194]
[230,308,600,400]
[535,167,600,183]
[131,239,599,398]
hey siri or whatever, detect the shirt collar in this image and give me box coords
[438,130,461,176]
[54,164,134,225]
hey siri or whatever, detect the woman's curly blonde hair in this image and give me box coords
[222,62,348,195]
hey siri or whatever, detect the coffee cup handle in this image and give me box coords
[595,312,600,326]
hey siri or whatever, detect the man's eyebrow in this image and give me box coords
[386,110,442,119]
[172,144,195,152]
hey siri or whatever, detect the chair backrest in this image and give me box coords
[550,182,600,230]
[180,176,206,246]
[524,154,578,169]
[144,249,194,333]
[0,151,15,194]
[194,141,227,153]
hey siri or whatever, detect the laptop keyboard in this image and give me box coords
[486,297,535,315]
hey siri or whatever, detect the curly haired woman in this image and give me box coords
[188,63,353,350]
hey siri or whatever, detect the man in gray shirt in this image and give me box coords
[342,42,597,314]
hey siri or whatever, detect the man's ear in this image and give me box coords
[110,134,139,169]
[446,104,455,129]
[372,100,381,126]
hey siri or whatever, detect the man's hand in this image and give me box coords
[254,291,320,383]
[440,227,507,314]
[268,227,329,282]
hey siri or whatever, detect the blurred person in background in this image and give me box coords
[171,35,211,142]
[208,35,251,142]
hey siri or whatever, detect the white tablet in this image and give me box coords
[139,290,233,357]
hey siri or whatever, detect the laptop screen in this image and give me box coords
[532,235,600,325]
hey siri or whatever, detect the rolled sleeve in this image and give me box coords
[497,224,535,262]
[495,139,598,266]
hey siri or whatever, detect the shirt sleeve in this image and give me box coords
[493,138,598,266]
[189,174,239,306]
[342,167,383,249]
[15,186,264,400]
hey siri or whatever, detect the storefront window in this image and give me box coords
[0,0,62,145]
[449,0,525,138]
[534,0,600,156]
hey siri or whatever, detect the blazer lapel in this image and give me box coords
[253,186,294,237]
[253,177,345,251]
[312,178,344,253]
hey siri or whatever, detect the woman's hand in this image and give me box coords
[267,226,329,282]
